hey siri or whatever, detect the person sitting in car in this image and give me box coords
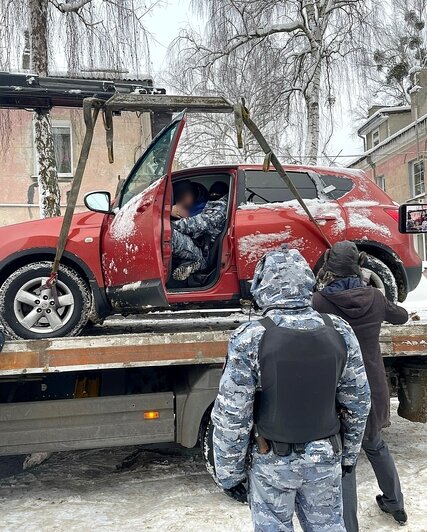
[172,181,229,281]
[189,182,209,216]
[171,180,196,220]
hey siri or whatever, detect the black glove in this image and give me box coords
[224,481,248,503]
[342,465,354,477]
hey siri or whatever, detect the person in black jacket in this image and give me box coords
[312,241,409,531]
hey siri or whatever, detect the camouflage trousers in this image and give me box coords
[172,229,207,269]
[249,440,345,532]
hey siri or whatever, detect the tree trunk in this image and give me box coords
[29,0,61,218]
[302,0,322,166]
[33,111,61,217]
[304,59,321,165]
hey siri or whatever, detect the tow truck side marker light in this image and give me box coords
[144,411,160,419]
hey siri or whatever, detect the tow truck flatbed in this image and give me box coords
[0,317,426,376]
[0,316,426,455]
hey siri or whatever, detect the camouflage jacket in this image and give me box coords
[211,247,370,490]
[172,196,228,243]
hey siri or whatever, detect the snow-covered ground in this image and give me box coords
[401,271,427,322]
[0,400,426,531]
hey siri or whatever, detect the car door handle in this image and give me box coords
[315,216,337,221]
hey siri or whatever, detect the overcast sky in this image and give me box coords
[143,0,362,162]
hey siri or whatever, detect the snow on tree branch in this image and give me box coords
[51,0,92,12]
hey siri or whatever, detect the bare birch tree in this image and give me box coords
[168,49,297,166]
[170,0,376,165]
[0,0,161,217]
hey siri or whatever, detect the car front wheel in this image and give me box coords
[0,261,91,340]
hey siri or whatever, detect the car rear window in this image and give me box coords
[320,174,354,199]
[245,170,317,203]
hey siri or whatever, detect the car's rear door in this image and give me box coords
[235,169,347,281]
[101,113,185,310]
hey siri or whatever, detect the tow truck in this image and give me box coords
[0,314,426,463]
[0,74,426,464]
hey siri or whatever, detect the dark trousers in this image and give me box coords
[342,432,404,532]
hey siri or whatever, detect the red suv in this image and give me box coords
[0,113,421,339]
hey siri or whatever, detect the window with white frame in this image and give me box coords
[375,174,386,191]
[52,121,73,177]
[409,159,425,197]
[371,128,380,147]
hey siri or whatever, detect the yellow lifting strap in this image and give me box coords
[48,98,103,284]
[234,101,332,249]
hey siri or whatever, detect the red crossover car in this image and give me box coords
[0,113,422,339]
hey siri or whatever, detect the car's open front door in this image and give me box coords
[101,113,186,311]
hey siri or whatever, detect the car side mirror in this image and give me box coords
[84,191,112,214]
[399,203,427,233]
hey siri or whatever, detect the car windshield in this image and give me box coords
[120,119,181,207]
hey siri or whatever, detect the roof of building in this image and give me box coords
[358,105,411,136]
[350,111,427,167]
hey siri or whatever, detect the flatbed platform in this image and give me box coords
[0,315,425,376]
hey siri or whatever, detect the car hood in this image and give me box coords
[0,211,104,257]
[0,210,103,234]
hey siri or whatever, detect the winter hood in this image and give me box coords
[319,284,377,319]
[251,246,315,309]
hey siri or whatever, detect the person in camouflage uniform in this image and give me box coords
[171,182,228,280]
[211,247,371,531]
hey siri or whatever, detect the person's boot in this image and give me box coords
[376,494,407,526]
[172,260,202,281]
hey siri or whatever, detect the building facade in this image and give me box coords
[350,70,427,261]
[0,107,151,226]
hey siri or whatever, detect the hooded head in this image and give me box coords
[251,246,315,310]
[209,181,229,200]
[321,241,366,279]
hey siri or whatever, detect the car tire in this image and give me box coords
[0,261,91,340]
[362,255,398,303]
[199,413,217,482]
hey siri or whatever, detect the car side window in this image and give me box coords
[320,175,354,199]
[120,120,181,207]
[245,170,317,203]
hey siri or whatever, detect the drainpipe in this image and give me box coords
[414,92,421,163]
[358,131,366,152]
[412,71,421,163]
[367,155,376,182]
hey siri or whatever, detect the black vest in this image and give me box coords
[255,314,347,443]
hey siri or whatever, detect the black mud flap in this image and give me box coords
[397,361,427,423]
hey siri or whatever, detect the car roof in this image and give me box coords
[171,163,363,181]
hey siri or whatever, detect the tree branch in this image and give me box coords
[52,0,92,13]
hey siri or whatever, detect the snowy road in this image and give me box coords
[0,400,426,531]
